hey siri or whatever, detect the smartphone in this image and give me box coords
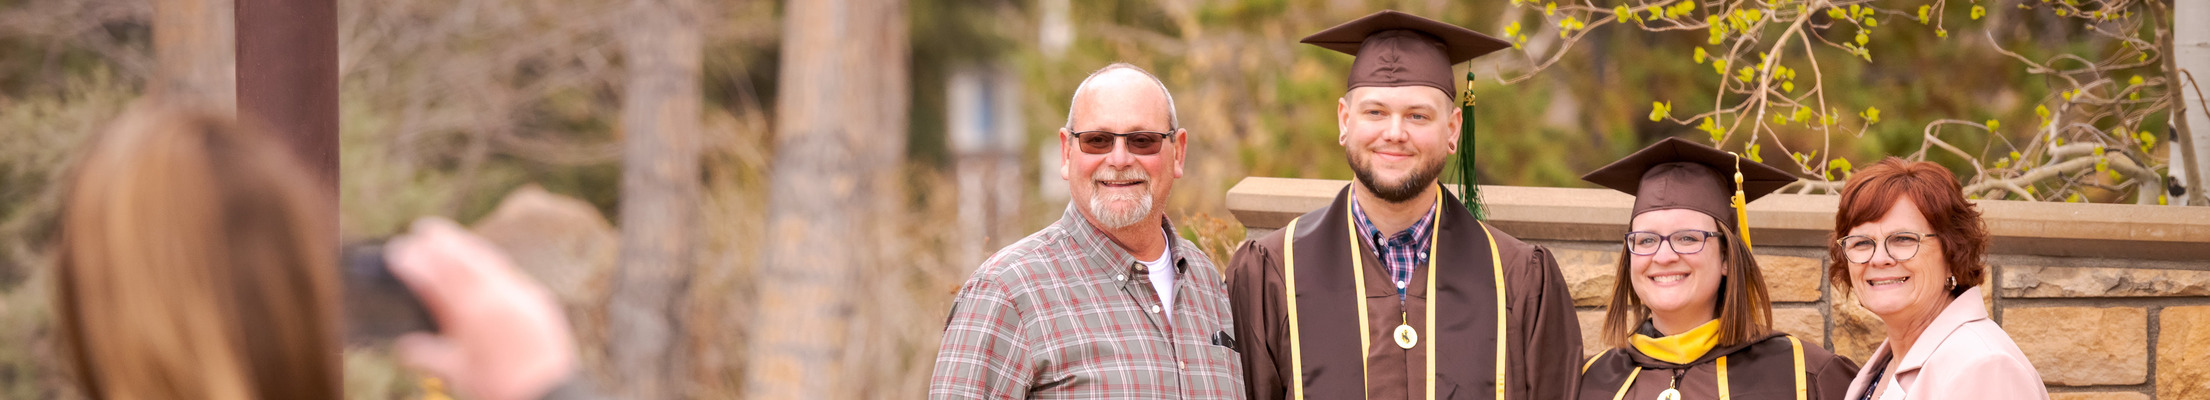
[341,242,439,345]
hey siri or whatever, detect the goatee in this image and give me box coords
[1348,150,1446,203]
[1086,167,1155,229]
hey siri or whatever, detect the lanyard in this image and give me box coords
[1346,188,1443,398]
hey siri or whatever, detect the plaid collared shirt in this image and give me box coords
[1350,197,1436,297]
[930,204,1245,399]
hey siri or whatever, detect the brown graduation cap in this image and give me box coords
[1581,137,1796,237]
[1302,10,1510,98]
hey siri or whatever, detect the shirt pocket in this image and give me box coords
[1191,343,1247,395]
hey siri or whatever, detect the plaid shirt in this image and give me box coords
[1349,197,1436,297]
[930,204,1244,399]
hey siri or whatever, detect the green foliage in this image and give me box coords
[1826,157,1853,180]
[1501,0,2177,204]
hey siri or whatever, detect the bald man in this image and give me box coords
[928,63,1244,398]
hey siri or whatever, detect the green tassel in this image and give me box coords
[1458,72,1485,220]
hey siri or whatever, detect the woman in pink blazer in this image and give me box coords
[1827,159,2049,400]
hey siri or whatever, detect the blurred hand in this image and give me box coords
[388,217,577,400]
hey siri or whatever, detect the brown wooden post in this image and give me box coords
[234,0,339,190]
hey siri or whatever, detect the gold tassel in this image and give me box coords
[419,376,454,400]
[1731,152,1751,250]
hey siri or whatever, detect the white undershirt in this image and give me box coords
[1140,244,1176,318]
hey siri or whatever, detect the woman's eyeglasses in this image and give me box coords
[1623,230,1724,256]
[1836,232,1939,264]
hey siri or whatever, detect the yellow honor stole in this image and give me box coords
[1615,320,1721,400]
[1598,319,1810,400]
[1629,319,1722,365]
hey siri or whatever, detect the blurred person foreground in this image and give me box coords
[45,102,596,400]
[52,102,341,399]
[0,0,2205,398]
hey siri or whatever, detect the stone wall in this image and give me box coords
[1545,243,2210,399]
[1225,177,2210,399]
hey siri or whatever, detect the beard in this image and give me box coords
[1084,167,1156,230]
[1348,148,1447,203]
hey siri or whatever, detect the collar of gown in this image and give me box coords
[1630,319,1722,365]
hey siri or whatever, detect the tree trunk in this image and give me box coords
[154,0,234,107]
[607,0,702,397]
[2173,0,2209,206]
[744,0,910,397]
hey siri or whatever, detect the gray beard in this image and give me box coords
[1087,188,1153,229]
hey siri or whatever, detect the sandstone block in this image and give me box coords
[1555,247,1620,307]
[1771,306,1826,348]
[2158,306,2210,400]
[1754,254,1825,303]
[1578,310,1608,359]
[1827,289,1886,363]
[2005,306,2147,386]
[1999,265,2210,298]
[2048,392,2147,400]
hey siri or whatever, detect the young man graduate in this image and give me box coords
[1225,10,1582,400]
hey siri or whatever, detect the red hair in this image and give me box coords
[1826,157,1989,298]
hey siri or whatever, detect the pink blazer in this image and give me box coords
[1842,287,2049,399]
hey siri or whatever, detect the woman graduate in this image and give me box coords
[1575,138,1859,400]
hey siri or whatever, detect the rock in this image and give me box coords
[2005,306,2147,386]
[1554,247,1621,307]
[470,184,620,306]
[2048,392,2148,400]
[1771,306,1826,349]
[1827,289,1886,363]
[1755,254,1825,303]
[2158,306,2210,400]
[1999,265,2210,298]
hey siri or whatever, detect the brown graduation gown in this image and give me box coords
[1226,185,1582,400]
[1577,326,1860,400]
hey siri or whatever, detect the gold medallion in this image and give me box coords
[1656,388,1681,400]
[1392,324,1418,349]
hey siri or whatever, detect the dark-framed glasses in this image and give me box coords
[1836,232,1940,264]
[1068,130,1175,155]
[1623,230,1723,256]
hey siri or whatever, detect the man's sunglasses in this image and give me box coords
[1068,130,1176,155]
